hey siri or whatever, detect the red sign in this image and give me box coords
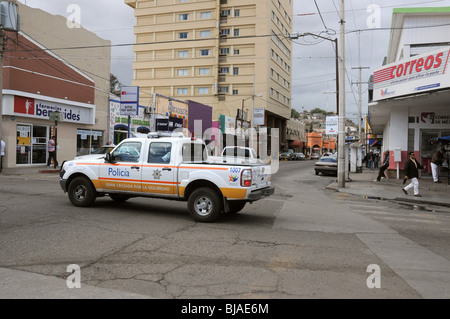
[14,96,35,115]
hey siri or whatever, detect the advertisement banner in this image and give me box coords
[326,116,338,135]
[253,108,265,126]
[373,47,450,101]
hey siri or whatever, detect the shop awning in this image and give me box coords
[289,141,303,147]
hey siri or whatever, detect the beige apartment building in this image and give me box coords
[125,0,293,148]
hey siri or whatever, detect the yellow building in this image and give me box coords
[125,0,293,148]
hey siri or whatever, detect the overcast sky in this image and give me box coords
[17,0,450,122]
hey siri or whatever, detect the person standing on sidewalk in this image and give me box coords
[0,139,5,173]
[375,150,390,182]
[47,136,58,168]
[402,151,427,197]
[431,148,446,183]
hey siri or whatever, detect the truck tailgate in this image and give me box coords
[251,165,271,189]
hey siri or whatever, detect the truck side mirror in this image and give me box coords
[105,152,116,163]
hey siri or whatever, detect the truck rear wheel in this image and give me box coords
[68,176,97,207]
[188,187,222,222]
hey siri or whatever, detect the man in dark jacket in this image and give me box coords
[431,148,446,183]
[402,151,427,197]
[375,150,390,181]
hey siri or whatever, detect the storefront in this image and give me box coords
[369,46,450,175]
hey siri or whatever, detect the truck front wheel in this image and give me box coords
[188,187,223,222]
[68,176,97,207]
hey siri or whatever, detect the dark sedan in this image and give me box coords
[314,156,337,176]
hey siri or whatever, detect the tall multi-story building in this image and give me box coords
[125,0,293,149]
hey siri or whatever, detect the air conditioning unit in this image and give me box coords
[145,106,155,114]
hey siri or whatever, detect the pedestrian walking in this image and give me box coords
[431,148,446,183]
[368,151,374,170]
[402,151,427,197]
[0,138,5,173]
[47,135,58,168]
[375,150,390,182]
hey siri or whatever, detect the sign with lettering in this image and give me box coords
[373,47,450,101]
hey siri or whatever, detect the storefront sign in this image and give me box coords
[120,86,139,116]
[373,47,450,101]
[421,112,450,125]
[13,96,92,124]
[155,95,188,124]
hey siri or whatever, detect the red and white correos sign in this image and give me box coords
[373,47,450,101]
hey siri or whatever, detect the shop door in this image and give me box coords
[32,126,47,164]
[17,124,32,164]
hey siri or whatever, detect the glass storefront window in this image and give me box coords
[16,124,48,165]
[77,129,104,156]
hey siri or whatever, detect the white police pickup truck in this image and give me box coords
[59,132,274,222]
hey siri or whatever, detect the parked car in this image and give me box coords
[291,152,305,161]
[280,149,294,160]
[74,144,116,160]
[311,153,320,160]
[314,156,338,176]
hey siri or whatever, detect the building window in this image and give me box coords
[77,129,104,157]
[234,9,240,17]
[233,89,239,95]
[200,11,211,19]
[233,67,239,75]
[177,69,188,76]
[200,30,211,38]
[219,67,229,74]
[179,32,188,39]
[178,50,188,58]
[219,86,229,93]
[234,49,240,55]
[200,49,210,56]
[221,10,231,17]
[220,48,230,55]
[220,29,231,36]
[198,87,209,94]
[199,68,210,75]
[177,88,188,95]
[179,14,189,21]
[234,29,240,36]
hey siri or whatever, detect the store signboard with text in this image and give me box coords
[13,95,93,124]
[373,47,450,101]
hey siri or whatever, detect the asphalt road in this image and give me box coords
[0,160,449,300]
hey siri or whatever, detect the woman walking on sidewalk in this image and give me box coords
[402,152,427,197]
[375,151,390,182]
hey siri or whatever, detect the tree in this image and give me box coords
[310,108,327,114]
[110,74,122,96]
[291,108,301,119]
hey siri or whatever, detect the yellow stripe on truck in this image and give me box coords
[178,186,247,199]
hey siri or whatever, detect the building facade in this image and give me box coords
[368,7,450,177]
[1,3,111,168]
[125,0,293,150]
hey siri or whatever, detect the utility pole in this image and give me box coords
[337,0,346,188]
[352,66,369,172]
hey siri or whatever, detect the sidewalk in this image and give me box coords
[1,165,60,176]
[328,167,450,208]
